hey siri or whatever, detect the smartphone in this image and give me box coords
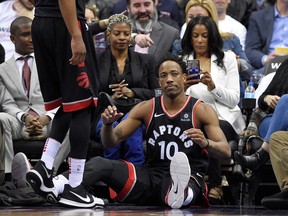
[187,59,200,80]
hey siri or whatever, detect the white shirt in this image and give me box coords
[0,0,18,60]
[218,15,247,50]
[12,52,56,122]
[134,33,151,54]
[180,23,186,39]
[185,52,245,133]
[255,72,276,107]
[14,52,34,81]
[0,0,34,61]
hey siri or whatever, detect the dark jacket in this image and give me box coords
[258,58,288,113]
[245,6,274,69]
[227,0,258,28]
[96,48,159,101]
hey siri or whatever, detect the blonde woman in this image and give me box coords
[172,0,253,82]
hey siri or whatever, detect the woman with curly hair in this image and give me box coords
[95,13,159,165]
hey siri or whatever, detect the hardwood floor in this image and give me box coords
[0,204,287,216]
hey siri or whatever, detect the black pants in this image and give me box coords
[208,120,238,187]
[63,156,207,206]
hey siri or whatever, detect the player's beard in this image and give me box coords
[130,10,158,34]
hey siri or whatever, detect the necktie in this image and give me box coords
[18,56,38,117]
[21,56,31,96]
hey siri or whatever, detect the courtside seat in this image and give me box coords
[220,140,243,205]
[263,55,288,76]
[13,138,46,160]
[236,56,288,204]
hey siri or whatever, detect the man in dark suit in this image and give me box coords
[245,0,288,72]
[112,0,182,29]
[227,0,258,28]
[0,17,69,182]
[127,0,179,61]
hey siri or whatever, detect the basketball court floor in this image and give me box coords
[0,203,287,216]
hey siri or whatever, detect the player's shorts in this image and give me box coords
[82,157,209,207]
[32,17,99,112]
[121,163,209,207]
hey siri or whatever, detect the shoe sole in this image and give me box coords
[262,201,288,210]
[168,152,191,209]
[59,196,105,208]
[26,170,59,203]
[12,152,31,181]
[261,190,288,210]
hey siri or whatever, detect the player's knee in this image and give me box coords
[88,156,113,172]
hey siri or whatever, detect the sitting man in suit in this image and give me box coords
[0,0,34,61]
[0,16,69,182]
[112,0,182,29]
[127,0,179,62]
[245,0,288,75]
[226,0,258,28]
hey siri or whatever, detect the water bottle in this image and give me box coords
[250,73,263,89]
[244,81,255,99]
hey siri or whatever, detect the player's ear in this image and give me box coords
[183,73,187,81]
[157,77,161,87]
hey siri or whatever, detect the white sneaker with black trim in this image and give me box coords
[26,160,59,203]
[59,184,105,208]
[168,152,191,209]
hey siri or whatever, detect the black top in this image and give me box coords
[258,58,288,113]
[109,56,132,94]
[145,96,209,177]
[96,48,159,101]
[34,0,85,20]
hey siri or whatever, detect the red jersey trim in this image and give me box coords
[93,97,98,107]
[161,95,191,118]
[145,98,155,132]
[192,99,202,129]
[63,97,93,112]
[44,98,62,111]
[109,161,136,202]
